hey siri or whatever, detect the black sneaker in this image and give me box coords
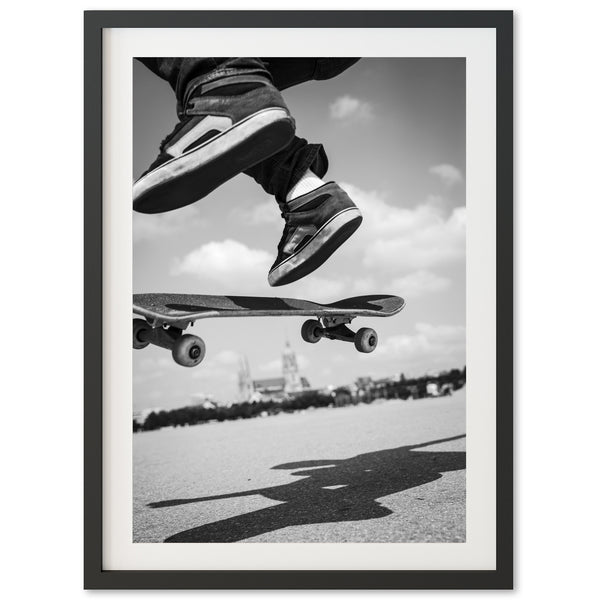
[268,182,362,286]
[133,75,295,214]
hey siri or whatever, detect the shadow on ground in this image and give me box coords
[147,434,465,543]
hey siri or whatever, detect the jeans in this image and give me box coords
[137,58,360,202]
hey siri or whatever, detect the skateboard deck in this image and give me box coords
[133,293,405,367]
[134,293,404,325]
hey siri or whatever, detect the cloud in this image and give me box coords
[347,272,449,298]
[429,164,463,187]
[389,271,451,298]
[348,277,377,296]
[133,206,205,243]
[192,369,238,386]
[171,241,347,300]
[191,349,241,381]
[282,271,448,303]
[209,349,240,366]
[329,95,373,122]
[338,182,466,273]
[230,201,280,225]
[168,183,463,301]
[136,356,172,371]
[133,354,173,385]
[377,322,466,373]
[171,239,274,289]
[283,275,347,302]
[259,353,310,374]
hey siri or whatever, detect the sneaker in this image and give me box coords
[268,182,362,286]
[133,75,295,214]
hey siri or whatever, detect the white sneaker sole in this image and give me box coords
[133,107,294,213]
[268,207,362,286]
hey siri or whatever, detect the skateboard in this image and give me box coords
[133,293,405,367]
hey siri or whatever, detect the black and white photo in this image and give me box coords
[85,11,513,588]
[132,56,467,544]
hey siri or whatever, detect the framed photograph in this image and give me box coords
[84,10,513,589]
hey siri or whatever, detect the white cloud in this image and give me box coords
[209,349,240,366]
[259,353,309,374]
[282,270,449,302]
[283,275,347,302]
[347,277,377,296]
[135,355,172,372]
[377,322,465,372]
[132,354,175,387]
[191,349,241,381]
[171,239,273,289]
[230,201,280,225]
[429,164,463,187]
[170,240,349,299]
[389,271,451,298]
[345,273,448,298]
[338,182,465,273]
[167,184,463,303]
[362,207,465,271]
[329,95,373,122]
[133,207,205,243]
[192,369,238,386]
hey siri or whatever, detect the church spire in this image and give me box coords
[237,354,253,402]
[282,340,302,392]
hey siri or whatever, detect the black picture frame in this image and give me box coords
[84,10,513,590]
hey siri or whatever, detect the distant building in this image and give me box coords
[253,377,286,395]
[237,341,310,403]
[190,396,217,410]
[355,376,374,390]
[190,392,215,406]
[426,381,440,396]
[282,340,304,392]
[238,355,254,403]
[253,375,311,400]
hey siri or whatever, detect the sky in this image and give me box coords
[133,58,465,411]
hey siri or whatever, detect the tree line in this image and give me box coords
[134,367,466,433]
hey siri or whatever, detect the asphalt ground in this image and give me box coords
[133,389,466,543]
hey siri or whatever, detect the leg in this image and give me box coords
[137,58,360,106]
[133,57,296,213]
[135,57,363,287]
[244,137,328,203]
[243,59,364,286]
[261,58,361,91]
[242,58,361,200]
[134,58,361,211]
[137,57,274,117]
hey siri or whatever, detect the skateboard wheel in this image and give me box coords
[133,319,151,349]
[301,319,323,344]
[172,334,206,367]
[354,328,378,353]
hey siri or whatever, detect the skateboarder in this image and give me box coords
[134,58,363,287]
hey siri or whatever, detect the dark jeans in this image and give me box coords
[137,58,360,202]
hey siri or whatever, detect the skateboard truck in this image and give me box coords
[133,319,206,367]
[301,316,378,353]
[132,293,404,367]
[133,314,378,369]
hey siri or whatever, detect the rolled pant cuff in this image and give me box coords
[244,139,329,204]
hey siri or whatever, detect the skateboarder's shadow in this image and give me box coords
[148,434,465,543]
